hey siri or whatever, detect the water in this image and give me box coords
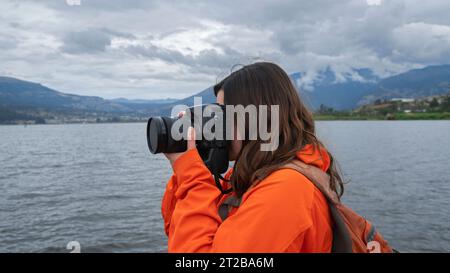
[0,121,449,253]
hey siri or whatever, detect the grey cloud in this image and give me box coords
[124,43,246,74]
[28,0,157,12]
[60,28,135,54]
[61,29,112,54]
[391,22,450,63]
[125,44,187,64]
[9,22,20,28]
[0,39,16,50]
[100,28,136,39]
[0,32,18,50]
[2,0,450,99]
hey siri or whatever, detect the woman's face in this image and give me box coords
[216,89,242,161]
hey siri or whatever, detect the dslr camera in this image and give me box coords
[146,104,230,191]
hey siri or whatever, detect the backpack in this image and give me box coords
[218,159,395,253]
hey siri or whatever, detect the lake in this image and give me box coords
[0,121,449,252]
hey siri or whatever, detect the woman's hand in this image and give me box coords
[164,112,196,167]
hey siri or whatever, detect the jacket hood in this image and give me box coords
[296,144,331,172]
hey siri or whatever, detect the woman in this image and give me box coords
[161,62,344,252]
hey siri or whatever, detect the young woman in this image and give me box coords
[161,62,344,252]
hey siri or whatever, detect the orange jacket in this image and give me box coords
[161,144,333,252]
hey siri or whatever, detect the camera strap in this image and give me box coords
[213,171,233,194]
[206,148,232,195]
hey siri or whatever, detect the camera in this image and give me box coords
[146,104,229,175]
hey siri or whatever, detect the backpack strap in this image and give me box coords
[218,195,241,221]
[281,160,339,205]
[217,159,353,253]
[366,224,376,243]
[281,160,353,253]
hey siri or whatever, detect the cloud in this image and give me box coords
[391,22,450,62]
[60,27,136,54]
[61,29,112,54]
[367,0,383,6]
[1,0,450,99]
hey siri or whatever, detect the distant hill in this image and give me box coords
[358,65,450,106]
[110,97,178,105]
[292,68,379,110]
[1,64,450,124]
[155,68,379,111]
[356,93,450,115]
[0,76,163,123]
[0,76,130,113]
[0,77,178,114]
[165,65,450,111]
[160,68,379,113]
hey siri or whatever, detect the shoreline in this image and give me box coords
[314,112,450,121]
[2,117,450,126]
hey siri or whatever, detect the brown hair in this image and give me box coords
[214,62,344,198]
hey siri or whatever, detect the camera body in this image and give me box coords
[146,104,229,175]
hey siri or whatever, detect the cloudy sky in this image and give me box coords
[1,0,450,99]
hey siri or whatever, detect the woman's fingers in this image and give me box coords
[179,110,195,150]
[187,126,196,150]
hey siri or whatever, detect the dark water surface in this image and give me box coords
[0,121,449,252]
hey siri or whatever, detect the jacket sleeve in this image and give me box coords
[162,148,315,253]
[161,173,178,236]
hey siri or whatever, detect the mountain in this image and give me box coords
[358,65,450,106]
[292,68,379,110]
[159,68,379,113]
[0,76,129,113]
[1,64,450,124]
[139,86,217,117]
[171,65,450,111]
[110,97,178,105]
[0,76,164,123]
[0,76,177,114]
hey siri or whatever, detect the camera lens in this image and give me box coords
[147,104,227,155]
[147,117,166,154]
[146,116,187,154]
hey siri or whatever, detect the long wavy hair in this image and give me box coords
[214,62,344,199]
